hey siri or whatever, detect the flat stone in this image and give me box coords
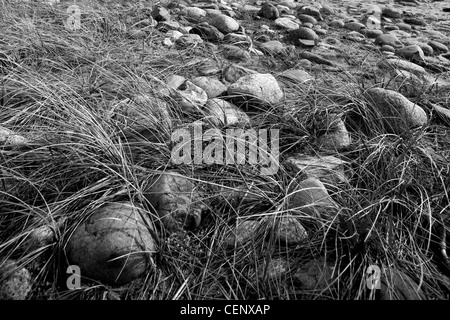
[285,154,349,184]
[287,177,340,219]
[227,73,284,105]
[258,40,286,55]
[278,68,313,84]
[203,98,250,126]
[274,17,300,30]
[191,76,227,99]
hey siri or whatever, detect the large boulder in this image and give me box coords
[66,202,157,285]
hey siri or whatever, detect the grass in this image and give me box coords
[1,0,450,300]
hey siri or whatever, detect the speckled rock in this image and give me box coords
[144,172,205,231]
[66,202,157,285]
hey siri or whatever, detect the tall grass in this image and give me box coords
[1,0,449,300]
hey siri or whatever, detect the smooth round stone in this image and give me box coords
[303,22,313,29]
[315,28,327,36]
[428,41,449,53]
[345,21,366,32]
[298,14,317,25]
[380,45,395,53]
[329,19,344,28]
[362,29,383,39]
[384,25,400,32]
[383,7,402,19]
[417,43,434,56]
[396,23,412,31]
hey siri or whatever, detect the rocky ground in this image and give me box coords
[1,0,450,300]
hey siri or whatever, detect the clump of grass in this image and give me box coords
[1,0,450,300]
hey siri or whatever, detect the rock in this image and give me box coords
[190,22,224,42]
[286,27,319,44]
[258,40,286,55]
[298,5,323,21]
[203,98,250,126]
[166,75,186,90]
[169,80,208,113]
[297,14,317,25]
[428,41,448,54]
[220,44,251,62]
[366,4,382,19]
[362,29,383,39]
[223,219,260,247]
[0,126,27,145]
[227,73,284,105]
[166,30,184,41]
[432,103,450,124]
[396,22,412,31]
[275,216,308,244]
[380,45,395,53]
[364,87,428,133]
[375,33,403,48]
[223,33,252,46]
[191,76,227,99]
[416,43,433,56]
[144,172,205,231]
[259,2,280,20]
[274,17,300,30]
[364,15,381,30]
[379,58,427,76]
[403,17,426,26]
[287,177,339,219]
[260,258,290,280]
[0,260,32,300]
[395,44,425,64]
[318,117,351,149]
[320,4,334,16]
[175,34,204,48]
[285,154,349,184]
[21,224,55,251]
[380,268,425,300]
[383,7,402,19]
[293,258,334,290]
[329,19,344,28]
[181,6,207,22]
[278,68,313,84]
[300,52,334,66]
[207,12,240,34]
[222,64,258,83]
[345,21,366,32]
[152,6,171,22]
[66,202,157,285]
[344,31,365,42]
[158,20,181,32]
